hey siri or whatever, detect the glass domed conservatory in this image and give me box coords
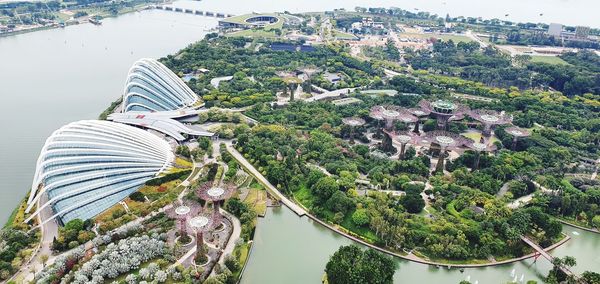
[25,120,174,226]
[122,58,199,112]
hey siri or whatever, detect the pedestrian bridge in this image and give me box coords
[520,236,577,279]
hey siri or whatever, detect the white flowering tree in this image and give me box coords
[70,235,166,282]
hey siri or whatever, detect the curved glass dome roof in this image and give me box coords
[26,120,174,225]
[123,58,199,112]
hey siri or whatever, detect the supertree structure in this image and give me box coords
[341,117,366,144]
[408,107,431,134]
[383,130,418,160]
[197,182,236,222]
[188,213,219,265]
[370,105,417,130]
[166,201,202,242]
[418,100,469,130]
[504,126,531,151]
[465,140,498,170]
[417,130,470,173]
[468,109,513,137]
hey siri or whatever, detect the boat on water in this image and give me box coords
[89,17,102,25]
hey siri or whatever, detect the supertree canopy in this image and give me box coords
[418,100,469,130]
[197,182,236,220]
[370,105,417,130]
[383,130,418,160]
[505,126,531,150]
[468,109,513,137]
[342,117,366,143]
[465,140,498,170]
[166,201,203,240]
[408,107,431,134]
[188,212,220,264]
[417,130,470,173]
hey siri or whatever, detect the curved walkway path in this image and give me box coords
[223,140,574,269]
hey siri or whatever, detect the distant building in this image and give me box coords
[575,26,591,39]
[324,72,342,84]
[547,23,563,37]
[351,22,362,32]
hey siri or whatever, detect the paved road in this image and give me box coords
[224,142,306,216]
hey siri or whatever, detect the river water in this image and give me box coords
[0,0,598,283]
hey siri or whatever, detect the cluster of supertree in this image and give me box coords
[337,99,533,173]
[166,200,218,265]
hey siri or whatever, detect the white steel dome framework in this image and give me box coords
[122,58,199,112]
[25,120,174,226]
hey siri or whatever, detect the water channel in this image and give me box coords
[0,0,599,283]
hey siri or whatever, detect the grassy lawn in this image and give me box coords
[333,30,358,40]
[232,242,250,279]
[399,32,473,43]
[243,187,267,216]
[340,212,379,243]
[292,184,315,209]
[226,28,278,38]
[530,55,570,65]
[461,131,499,144]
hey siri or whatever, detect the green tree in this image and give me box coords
[312,176,339,203]
[325,245,397,284]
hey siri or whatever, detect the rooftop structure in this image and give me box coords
[108,112,214,141]
[122,58,199,112]
[218,13,283,29]
[417,130,470,173]
[547,23,563,37]
[505,126,531,150]
[468,109,512,137]
[25,120,174,226]
[465,140,498,169]
[370,105,417,130]
[418,100,469,130]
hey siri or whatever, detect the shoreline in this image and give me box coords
[304,211,571,268]
[0,4,155,39]
[559,219,600,234]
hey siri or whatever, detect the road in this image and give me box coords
[224,141,306,216]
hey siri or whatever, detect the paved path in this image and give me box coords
[224,142,306,216]
[216,209,241,265]
[507,181,558,209]
[520,236,576,278]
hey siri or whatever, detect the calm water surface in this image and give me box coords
[173,0,600,28]
[0,1,598,283]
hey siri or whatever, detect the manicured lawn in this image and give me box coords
[243,187,267,216]
[292,184,315,209]
[530,55,569,65]
[333,30,358,40]
[226,29,278,38]
[340,212,379,243]
[461,131,499,144]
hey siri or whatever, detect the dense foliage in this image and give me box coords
[325,245,397,284]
